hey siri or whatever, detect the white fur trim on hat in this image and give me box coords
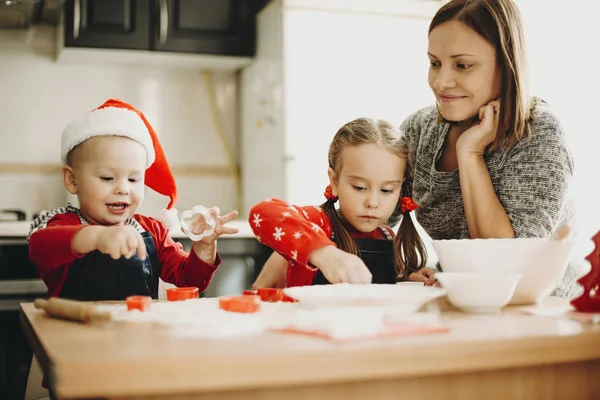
[61,107,156,167]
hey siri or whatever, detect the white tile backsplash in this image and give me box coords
[0,26,241,219]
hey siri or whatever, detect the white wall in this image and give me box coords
[241,1,287,215]
[519,0,600,239]
[0,26,240,219]
[283,7,433,208]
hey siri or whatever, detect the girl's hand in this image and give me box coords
[308,246,372,284]
[456,99,500,157]
[408,268,439,287]
[252,252,288,289]
[188,207,239,244]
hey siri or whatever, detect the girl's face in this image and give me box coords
[329,143,405,233]
[428,20,501,122]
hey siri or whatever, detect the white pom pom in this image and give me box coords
[157,208,180,231]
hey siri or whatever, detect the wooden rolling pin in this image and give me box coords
[34,298,112,324]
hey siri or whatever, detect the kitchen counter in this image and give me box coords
[20,298,600,400]
[0,220,256,241]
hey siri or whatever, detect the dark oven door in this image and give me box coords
[0,243,47,309]
[0,240,46,399]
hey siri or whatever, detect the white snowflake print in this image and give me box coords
[282,211,292,217]
[287,204,300,213]
[293,231,302,239]
[320,218,324,226]
[291,250,298,260]
[252,213,263,227]
[273,227,286,241]
[256,235,262,243]
[302,210,310,219]
[312,206,322,213]
[311,223,322,233]
[265,198,273,202]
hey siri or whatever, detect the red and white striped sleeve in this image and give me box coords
[248,198,335,269]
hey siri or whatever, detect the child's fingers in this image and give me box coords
[420,268,432,277]
[190,218,207,235]
[325,264,345,284]
[356,268,373,284]
[115,241,129,260]
[333,269,346,284]
[117,236,132,259]
[217,226,239,235]
[125,235,138,258]
[408,271,428,283]
[425,275,437,286]
[219,210,239,224]
[209,206,220,218]
[136,232,147,260]
[348,259,372,284]
[194,212,207,225]
[110,248,122,260]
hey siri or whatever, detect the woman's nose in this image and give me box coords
[434,66,456,91]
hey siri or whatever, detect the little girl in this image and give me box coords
[248,118,433,286]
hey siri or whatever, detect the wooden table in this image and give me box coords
[20,299,600,400]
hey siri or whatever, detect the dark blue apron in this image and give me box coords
[59,231,161,301]
[312,237,397,284]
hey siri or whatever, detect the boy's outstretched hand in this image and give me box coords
[187,207,239,244]
[188,206,239,265]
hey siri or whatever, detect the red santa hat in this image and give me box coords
[61,98,177,209]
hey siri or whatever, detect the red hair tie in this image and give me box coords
[400,197,418,214]
[324,185,338,202]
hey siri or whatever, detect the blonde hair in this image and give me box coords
[321,118,427,278]
[430,0,533,150]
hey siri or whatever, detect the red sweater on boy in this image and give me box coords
[29,212,221,298]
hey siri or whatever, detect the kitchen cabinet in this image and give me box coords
[153,0,257,56]
[63,0,151,50]
[63,0,265,56]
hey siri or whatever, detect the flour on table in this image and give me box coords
[98,298,441,340]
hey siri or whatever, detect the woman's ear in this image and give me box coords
[327,167,339,197]
[62,166,78,195]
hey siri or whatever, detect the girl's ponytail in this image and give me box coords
[393,197,427,280]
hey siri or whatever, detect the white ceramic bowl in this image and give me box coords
[283,283,445,312]
[435,272,522,313]
[431,238,576,305]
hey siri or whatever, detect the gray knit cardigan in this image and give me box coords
[395,101,581,297]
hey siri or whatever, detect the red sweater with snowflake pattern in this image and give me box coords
[248,198,393,287]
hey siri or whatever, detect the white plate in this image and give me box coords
[396,281,426,288]
[283,284,445,312]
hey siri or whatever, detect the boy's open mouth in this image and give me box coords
[107,203,129,211]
